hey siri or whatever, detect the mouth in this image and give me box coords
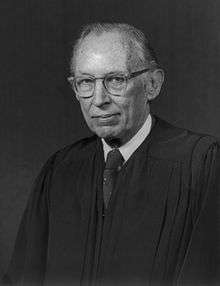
[92,113,120,125]
[92,113,119,119]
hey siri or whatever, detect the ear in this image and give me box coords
[75,93,80,101]
[145,69,164,101]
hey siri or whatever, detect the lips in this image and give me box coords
[92,113,119,118]
[92,113,119,125]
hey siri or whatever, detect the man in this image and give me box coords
[4,23,220,285]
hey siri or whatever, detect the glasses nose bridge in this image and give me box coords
[92,76,110,105]
[93,76,107,90]
[92,76,109,95]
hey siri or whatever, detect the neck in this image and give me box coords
[104,137,122,148]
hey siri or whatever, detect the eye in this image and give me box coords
[77,78,94,86]
[106,75,126,86]
[75,77,94,92]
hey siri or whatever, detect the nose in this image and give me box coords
[92,79,111,107]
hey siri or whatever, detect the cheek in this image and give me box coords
[117,102,134,130]
[122,84,144,120]
[122,97,146,128]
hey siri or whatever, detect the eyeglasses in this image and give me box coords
[67,68,150,98]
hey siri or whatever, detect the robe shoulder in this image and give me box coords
[26,135,100,197]
[57,135,99,156]
[149,117,220,162]
[45,135,99,169]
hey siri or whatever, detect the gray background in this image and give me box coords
[1,0,220,276]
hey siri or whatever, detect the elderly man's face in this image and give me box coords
[74,32,149,145]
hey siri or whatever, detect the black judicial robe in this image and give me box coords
[3,117,220,285]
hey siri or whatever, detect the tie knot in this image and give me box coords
[105,149,124,170]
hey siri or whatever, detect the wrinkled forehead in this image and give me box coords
[73,32,130,74]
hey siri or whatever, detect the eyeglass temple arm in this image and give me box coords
[129,68,150,79]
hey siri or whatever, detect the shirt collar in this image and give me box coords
[102,114,152,162]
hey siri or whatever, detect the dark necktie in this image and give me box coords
[103,149,124,209]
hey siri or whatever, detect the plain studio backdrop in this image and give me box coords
[0,0,220,276]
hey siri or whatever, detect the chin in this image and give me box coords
[93,125,122,139]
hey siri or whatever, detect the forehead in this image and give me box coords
[74,32,128,74]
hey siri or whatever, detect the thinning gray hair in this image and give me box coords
[70,22,160,73]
